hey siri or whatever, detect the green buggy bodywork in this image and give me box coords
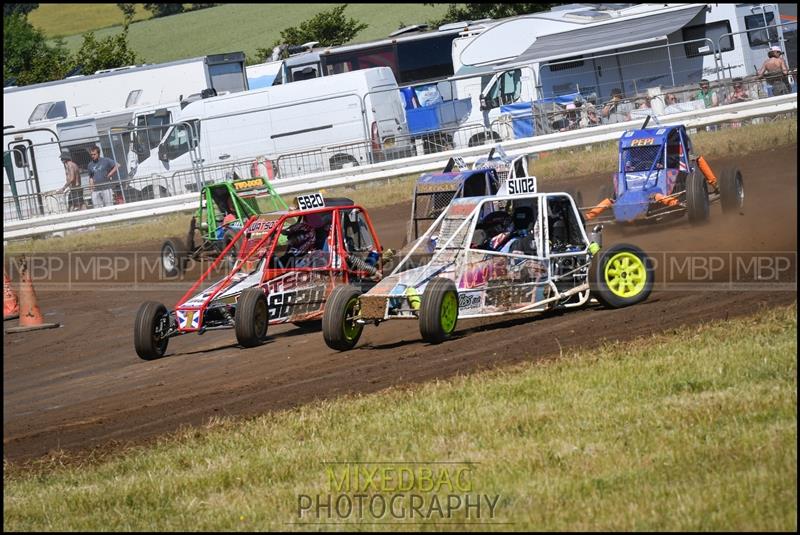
[161,177,289,276]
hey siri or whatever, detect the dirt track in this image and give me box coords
[3,145,797,463]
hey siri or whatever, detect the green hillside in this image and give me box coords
[28,3,151,38]
[34,4,451,64]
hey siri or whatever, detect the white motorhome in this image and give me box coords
[3,52,248,131]
[132,67,412,191]
[446,3,786,147]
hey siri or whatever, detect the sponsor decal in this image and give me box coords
[630,137,656,146]
[233,178,265,190]
[458,292,481,310]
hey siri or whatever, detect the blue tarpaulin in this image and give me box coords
[500,102,534,139]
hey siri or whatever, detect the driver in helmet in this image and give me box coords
[478,210,513,251]
[279,220,317,268]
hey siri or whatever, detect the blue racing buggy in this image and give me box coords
[405,145,528,246]
[585,120,744,225]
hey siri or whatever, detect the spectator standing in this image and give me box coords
[601,88,634,124]
[87,145,120,209]
[694,79,719,108]
[757,46,790,96]
[57,149,85,211]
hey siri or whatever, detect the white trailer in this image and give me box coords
[4,101,183,216]
[132,67,412,191]
[446,3,787,147]
[3,52,248,131]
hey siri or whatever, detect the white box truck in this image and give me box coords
[132,66,412,190]
[3,52,248,132]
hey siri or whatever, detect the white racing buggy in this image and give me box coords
[322,176,655,350]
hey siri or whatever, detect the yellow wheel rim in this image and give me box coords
[604,251,647,298]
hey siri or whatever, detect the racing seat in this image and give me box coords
[548,201,570,253]
[506,205,537,255]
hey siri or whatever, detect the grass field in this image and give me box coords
[4,304,796,530]
[35,4,450,63]
[28,3,151,38]
[5,117,796,255]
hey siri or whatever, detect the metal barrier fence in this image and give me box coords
[4,30,798,224]
[4,93,797,240]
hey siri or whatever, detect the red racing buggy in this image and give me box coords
[134,194,384,360]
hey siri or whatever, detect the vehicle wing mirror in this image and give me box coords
[158,143,168,161]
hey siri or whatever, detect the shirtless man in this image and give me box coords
[757,46,790,96]
[57,150,85,211]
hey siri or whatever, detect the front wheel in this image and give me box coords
[589,244,654,309]
[419,278,458,344]
[134,301,171,360]
[322,285,363,350]
[719,166,744,213]
[235,288,269,347]
[686,169,709,224]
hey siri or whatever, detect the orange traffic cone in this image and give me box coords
[5,256,60,333]
[4,269,19,320]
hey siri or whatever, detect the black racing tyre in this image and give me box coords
[322,285,363,351]
[235,288,269,347]
[686,168,710,224]
[719,166,744,214]
[161,238,187,277]
[222,229,240,268]
[134,301,170,360]
[419,277,459,344]
[589,243,654,309]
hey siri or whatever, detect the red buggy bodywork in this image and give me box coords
[134,201,383,359]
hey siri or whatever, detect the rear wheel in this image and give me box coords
[589,244,654,308]
[419,278,458,344]
[686,169,709,224]
[161,238,187,277]
[322,285,364,350]
[235,288,268,347]
[134,301,170,360]
[719,166,744,213]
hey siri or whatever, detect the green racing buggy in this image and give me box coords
[161,176,288,276]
